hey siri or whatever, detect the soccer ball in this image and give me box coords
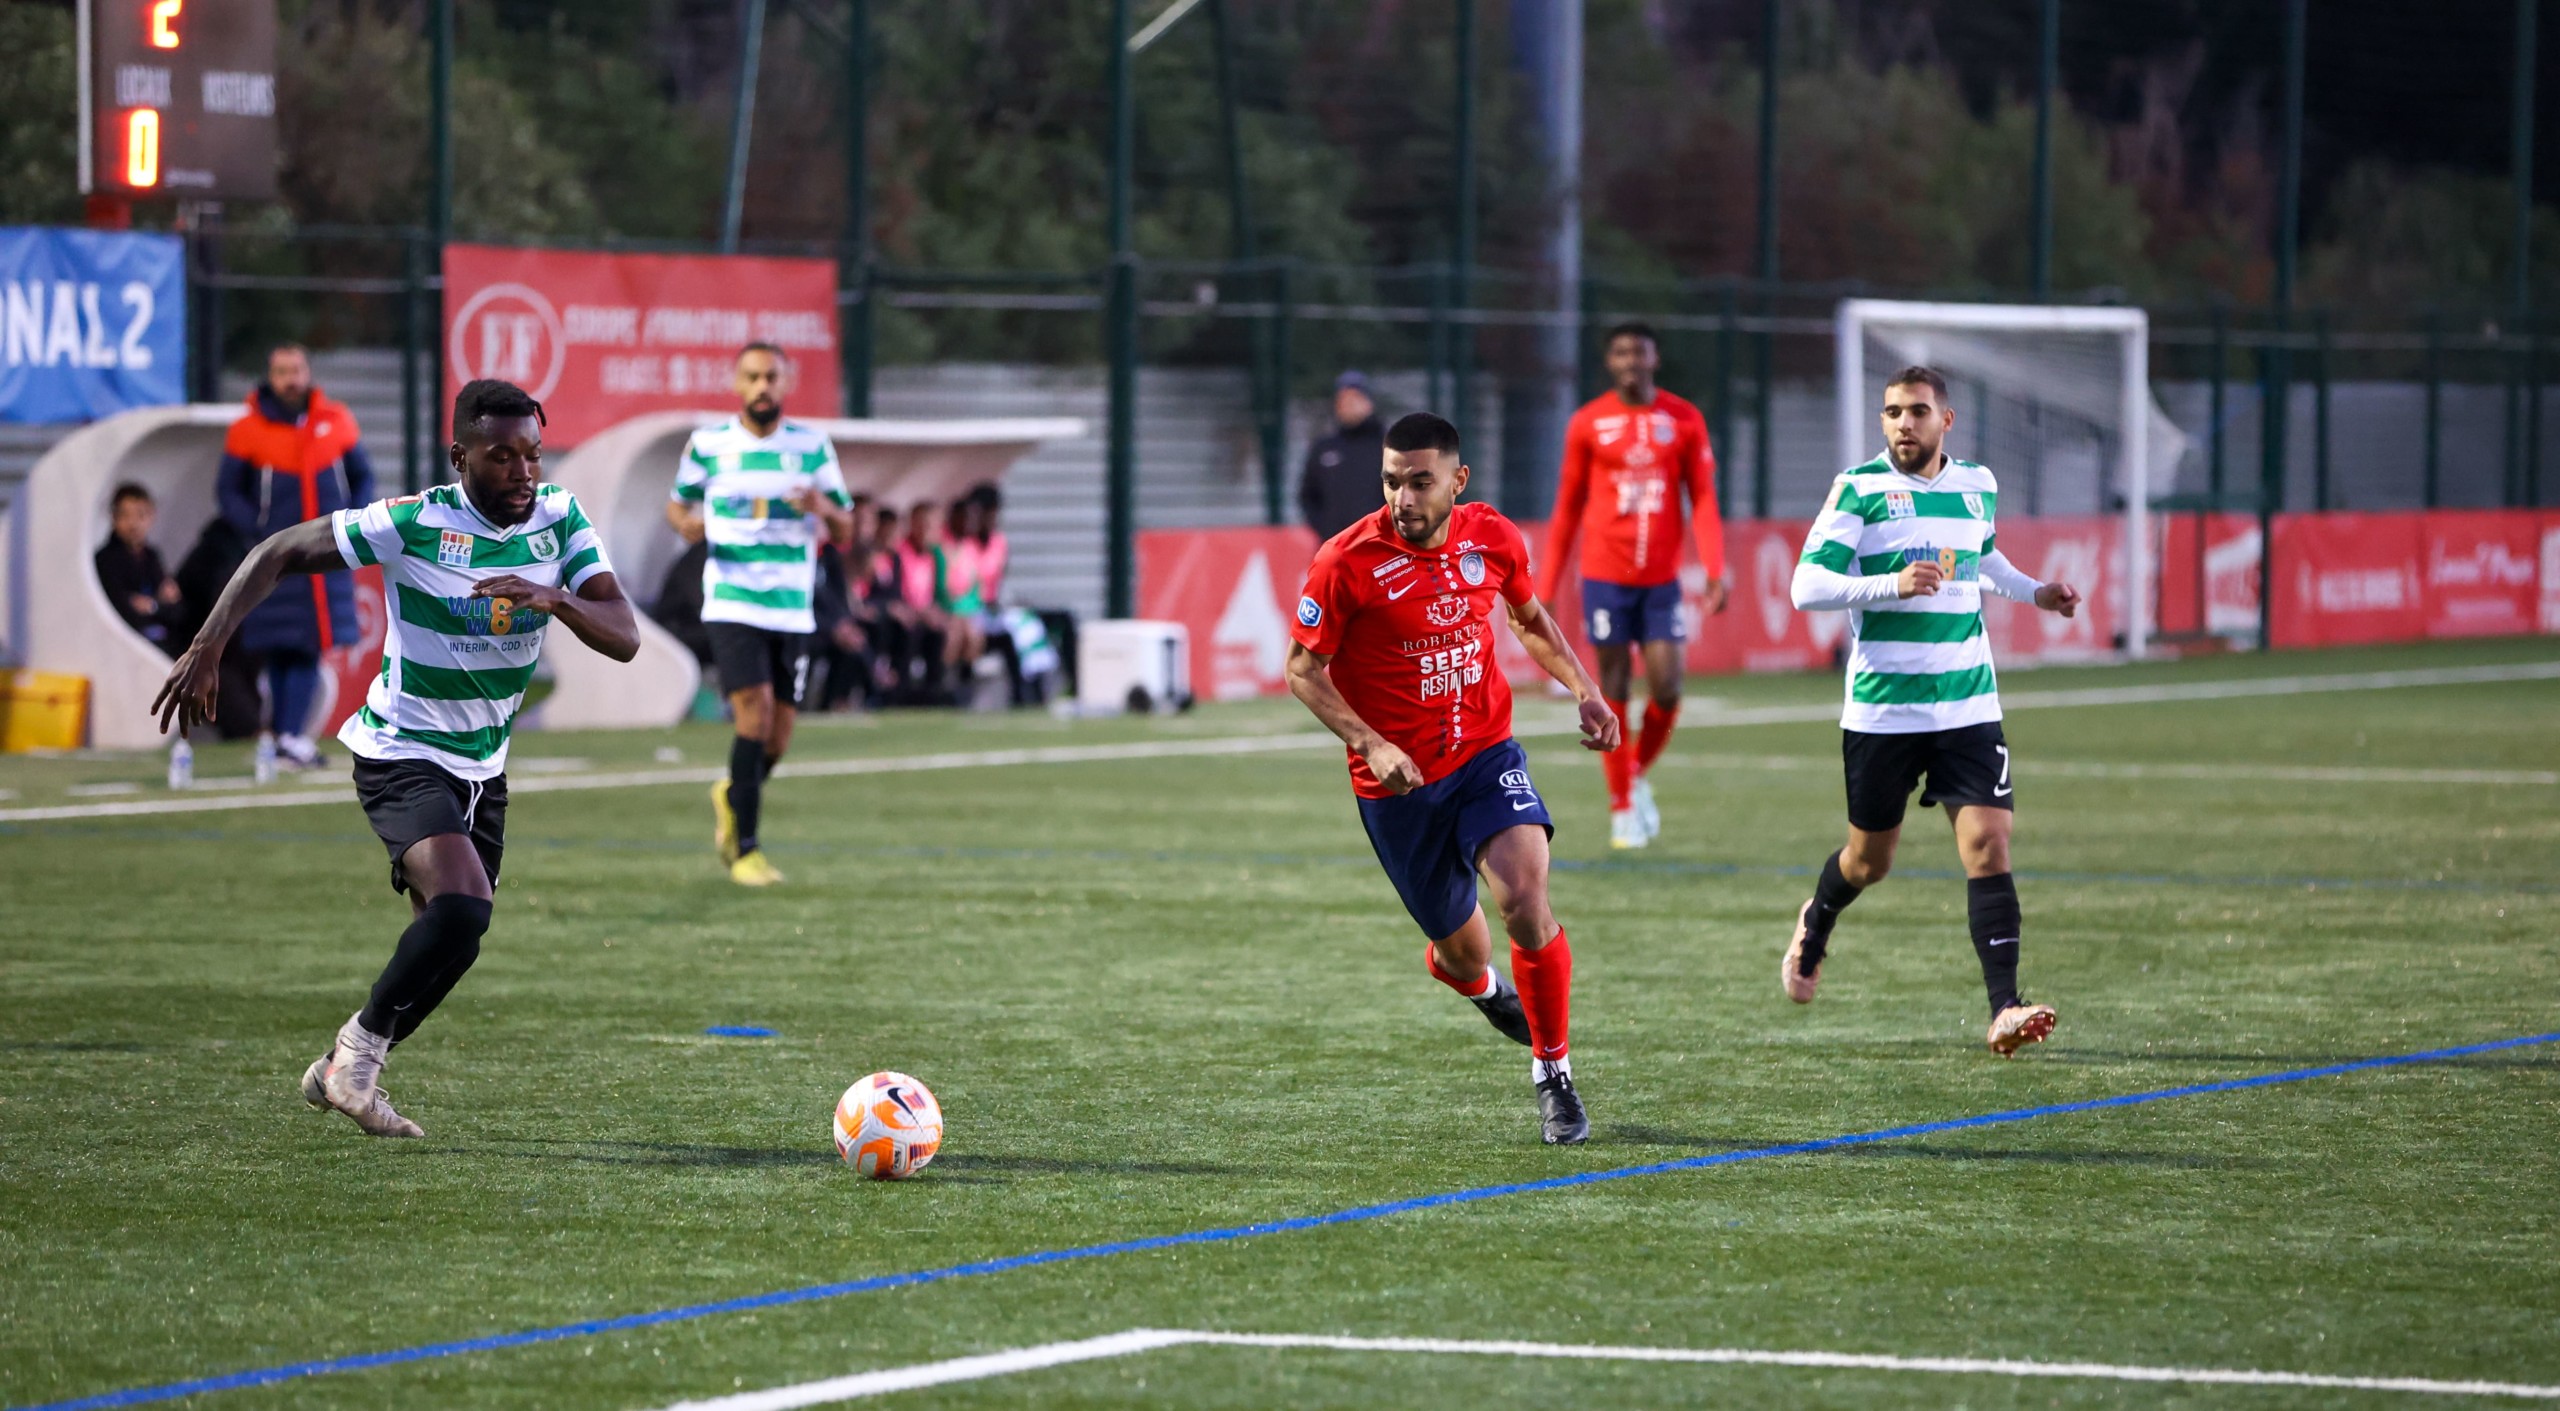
[833,1072,943,1180]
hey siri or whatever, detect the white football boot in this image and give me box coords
[1629,775,1661,841]
[1609,808,1648,850]
[301,1013,423,1138]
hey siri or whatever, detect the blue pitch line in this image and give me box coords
[15,1033,2555,1411]
[7,820,2556,897]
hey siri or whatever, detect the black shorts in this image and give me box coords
[1842,721,2014,832]
[353,756,508,894]
[706,622,811,708]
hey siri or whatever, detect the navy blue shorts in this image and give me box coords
[1355,738,1554,940]
[1583,578,1685,645]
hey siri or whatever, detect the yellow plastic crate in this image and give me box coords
[1,669,90,752]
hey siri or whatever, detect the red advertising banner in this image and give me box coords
[2545,512,2560,634]
[441,244,839,447]
[319,567,384,738]
[2421,511,2542,639]
[1136,525,1319,701]
[2153,513,2263,639]
[2269,512,2427,649]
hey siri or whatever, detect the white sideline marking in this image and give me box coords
[1657,753,2560,787]
[653,1329,2560,1407]
[7,660,2555,825]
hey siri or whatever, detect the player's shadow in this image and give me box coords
[0,1041,150,1052]
[2054,1049,2558,1071]
[1606,1125,2271,1170]
[434,1138,841,1170]
[929,1152,1242,1179]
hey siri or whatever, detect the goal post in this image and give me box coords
[1835,299,2179,659]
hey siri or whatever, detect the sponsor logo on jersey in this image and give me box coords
[1425,596,1467,627]
[1372,555,1413,579]
[1459,551,1486,585]
[1884,491,1915,519]
[1297,595,1323,627]
[1963,492,1986,518]
[527,528,560,561]
[438,530,474,567]
[1937,546,1960,576]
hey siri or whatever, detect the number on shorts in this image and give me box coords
[1993,744,2012,797]
[1592,608,1612,641]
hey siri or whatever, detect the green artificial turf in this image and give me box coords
[1,639,2555,1408]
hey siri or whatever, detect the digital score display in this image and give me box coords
[80,0,279,201]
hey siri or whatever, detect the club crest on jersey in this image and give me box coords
[437,530,474,567]
[1884,491,1916,519]
[1963,492,1986,518]
[1458,551,1486,585]
[526,528,560,561]
[1297,595,1323,627]
[1652,414,1675,444]
[1425,596,1467,627]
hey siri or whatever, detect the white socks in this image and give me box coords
[1465,969,1498,1001]
[1533,1054,1573,1083]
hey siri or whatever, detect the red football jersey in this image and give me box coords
[1535,388,1726,598]
[1292,502,1537,799]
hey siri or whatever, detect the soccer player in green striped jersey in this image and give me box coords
[154,380,640,1136]
[666,343,854,887]
[1782,365,2081,1057]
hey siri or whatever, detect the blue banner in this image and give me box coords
[0,227,186,424]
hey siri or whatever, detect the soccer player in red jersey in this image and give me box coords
[1286,412,1621,1144]
[1535,322,1729,850]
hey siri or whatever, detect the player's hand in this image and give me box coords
[792,486,829,515]
[150,638,222,736]
[1701,576,1730,615]
[673,509,706,544]
[1897,561,1945,598]
[1362,740,1426,795]
[1577,696,1622,752]
[470,574,567,614]
[2036,581,2082,618]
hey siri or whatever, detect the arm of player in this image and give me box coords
[1685,427,1730,614]
[1504,595,1622,753]
[794,486,856,548]
[151,516,345,733]
[1284,642,1426,793]
[470,571,641,663]
[1534,424,1590,604]
[663,498,706,544]
[1979,548,2079,616]
[1791,558,1943,611]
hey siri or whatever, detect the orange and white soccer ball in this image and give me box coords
[833,1072,943,1180]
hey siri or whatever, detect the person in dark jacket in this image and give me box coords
[1295,370,1386,543]
[217,344,375,769]
[96,483,184,652]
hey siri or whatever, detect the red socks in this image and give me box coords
[1601,700,1635,809]
[1509,929,1573,1061]
[1424,942,1495,1000]
[1635,699,1681,773]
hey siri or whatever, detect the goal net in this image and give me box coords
[1834,299,2190,658]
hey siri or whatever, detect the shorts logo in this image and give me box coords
[437,530,474,567]
[1884,491,1915,519]
[1425,596,1467,627]
[526,528,560,561]
[1297,595,1323,627]
[1498,769,1532,790]
[1963,492,1986,518]
[1458,551,1486,586]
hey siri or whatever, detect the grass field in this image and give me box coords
[2,638,2556,1410]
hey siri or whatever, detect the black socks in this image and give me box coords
[1800,849,1863,972]
[729,735,767,855]
[1967,872,2023,1016]
[359,893,493,1043]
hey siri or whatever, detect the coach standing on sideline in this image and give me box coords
[219,343,377,770]
[1296,370,1386,543]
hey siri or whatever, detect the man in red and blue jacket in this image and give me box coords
[217,344,376,768]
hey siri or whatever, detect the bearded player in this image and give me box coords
[1536,321,1727,849]
[154,380,640,1136]
[1286,413,1621,1144]
[1785,365,2079,1056]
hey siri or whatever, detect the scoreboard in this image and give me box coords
[79,0,278,202]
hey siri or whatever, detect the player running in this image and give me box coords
[1286,412,1621,1144]
[1535,321,1727,850]
[153,379,639,1137]
[667,343,855,887]
[1784,365,2080,1056]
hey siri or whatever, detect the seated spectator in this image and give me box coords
[956,482,1063,704]
[97,483,184,653]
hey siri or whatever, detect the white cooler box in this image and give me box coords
[1077,620,1191,714]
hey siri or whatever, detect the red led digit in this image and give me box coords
[125,108,161,186]
[149,0,182,48]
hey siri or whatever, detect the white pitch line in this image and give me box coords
[1654,752,2560,787]
[651,1328,2560,1407]
[8,659,2555,825]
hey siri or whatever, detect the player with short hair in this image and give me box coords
[1536,321,1727,849]
[154,378,640,1136]
[1784,365,2080,1056]
[1286,412,1621,1144]
[667,343,854,887]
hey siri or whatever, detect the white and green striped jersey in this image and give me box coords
[671,418,850,634]
[330,483,613,780]
[1797,454,2025,734]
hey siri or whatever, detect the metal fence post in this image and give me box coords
[2423,309,2442,508]
[1713,276,1736,517]
[2313,308,2332,510]
[1451,0,1478,456]
[2207,299,2227,507]
[842,0,872,417]
[1752,0,1779,519]
[400,233,423,494]
[1104,0,1138,619]
[2029,0,2057,301]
